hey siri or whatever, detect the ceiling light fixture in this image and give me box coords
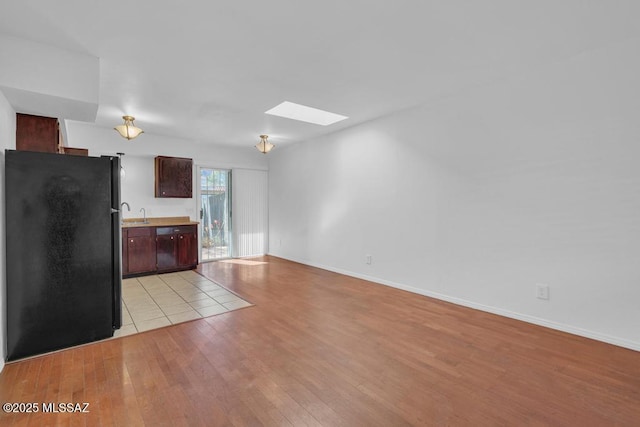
[255,134,274,154]
[114,115,144,140]
[265,101,348,126]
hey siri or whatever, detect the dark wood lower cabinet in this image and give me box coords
[123,227,156,275]
[178,232,198,266]
[122,224,198,278]
[156,226,198,273]
[156,233,178,271]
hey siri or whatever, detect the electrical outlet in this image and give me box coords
[365,255,372,265]
[536,284,550,300]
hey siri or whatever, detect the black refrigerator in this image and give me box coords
[5,150,122,361]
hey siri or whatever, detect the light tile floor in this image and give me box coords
[114,270,252,338]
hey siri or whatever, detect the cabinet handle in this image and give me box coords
[130,239,133,243]
[171,236,174,240]
[180,236,183,239]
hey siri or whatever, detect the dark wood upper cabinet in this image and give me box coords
[155,156,193,198]
[61,147,89,156]
[16,113,60,153]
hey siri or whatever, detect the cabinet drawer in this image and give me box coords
[126,227,154,237]
[157,225,196,235]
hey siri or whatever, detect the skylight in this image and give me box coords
[265,101,348,126]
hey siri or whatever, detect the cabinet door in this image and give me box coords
[156,234,178,270]
[127,236,156,274]
[154,156,193,198]
[178,232,198,267]
[16,113,59,153]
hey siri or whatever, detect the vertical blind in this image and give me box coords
[232,169,268,257]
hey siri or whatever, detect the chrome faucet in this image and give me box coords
[120,202,131,225]
[140,207,147,223]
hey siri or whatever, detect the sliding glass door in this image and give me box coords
[199,168,231,261]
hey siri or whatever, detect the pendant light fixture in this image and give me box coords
[114,115,144,140]
[255,134,274,154]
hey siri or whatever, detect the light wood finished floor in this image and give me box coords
[1,256,639,426]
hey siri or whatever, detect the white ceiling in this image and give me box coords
[1,1,639,149]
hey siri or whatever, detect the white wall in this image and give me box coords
[269,36,640,350]
[0,90,16,371]
[66,121,268,221]
[0,34,99,121]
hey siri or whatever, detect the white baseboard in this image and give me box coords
[269,252,640,352]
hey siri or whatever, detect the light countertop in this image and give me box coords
[121,216,199,228]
